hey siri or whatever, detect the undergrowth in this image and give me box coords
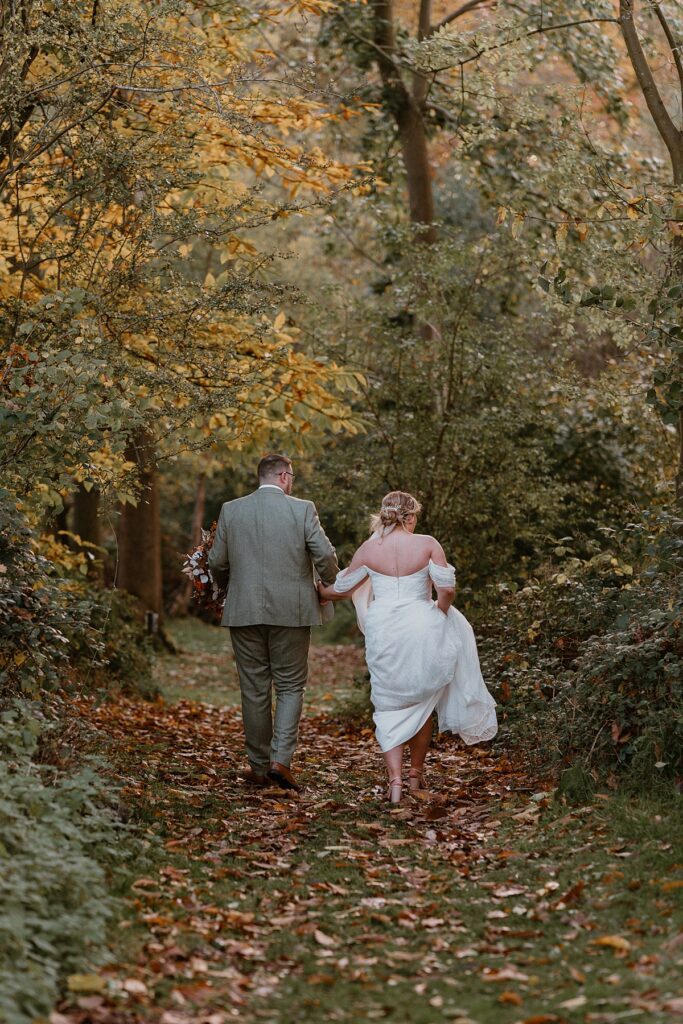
[0,699,147,1024]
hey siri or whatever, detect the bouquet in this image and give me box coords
[181,522,226,615]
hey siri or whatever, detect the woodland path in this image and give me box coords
[54,624,682,1024]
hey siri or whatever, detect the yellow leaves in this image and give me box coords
[227,236,258,256]
[273,312,287,332]
[282,0,338,16]
[511,212,525,239]
[208,413,228,429]
[496,207,524,238]
[597,200,618,220]
[555,221,568,246]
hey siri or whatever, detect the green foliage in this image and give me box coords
[0,489,94,692]
[0,489,153,697]
[480,512,683,785]
[312,224,663,594]
[82,590,157,700]
[0,701,133,1024]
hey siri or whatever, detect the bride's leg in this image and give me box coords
[408,716,432,791]
[382,744,403,803]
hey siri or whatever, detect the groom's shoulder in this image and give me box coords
[219,492,256,515]
[285,494,314,512]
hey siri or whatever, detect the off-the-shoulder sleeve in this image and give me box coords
[334,565,369,593]
[429,561,456,588]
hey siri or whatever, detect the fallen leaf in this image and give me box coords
[122,978,148,994]
[482,966,529,983]
[591,934,631,953]
[66,975,106,994]
[559,995,587,1009]
[313,929,336,947]
[498,990,523,1005]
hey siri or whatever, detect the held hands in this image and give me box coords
[316,579,333,604]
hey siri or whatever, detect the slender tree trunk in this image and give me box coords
[619,0,683,502]
[673,236,683,503]
[73,484,100,546]
[372,0,437,245]
[117,428,163,620]
[169,472,206,617]
[395,100,436,242]
[73,483,103,579]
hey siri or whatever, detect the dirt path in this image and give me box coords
[54,638,683,1024]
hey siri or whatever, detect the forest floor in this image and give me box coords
[54,620,682,1024]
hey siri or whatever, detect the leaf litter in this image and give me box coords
[53,641,683,1024]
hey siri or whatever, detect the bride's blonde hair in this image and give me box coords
[369,490,422,538]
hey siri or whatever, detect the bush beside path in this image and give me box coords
[51,631,682,1024]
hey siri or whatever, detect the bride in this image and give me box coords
[317,490,497,804]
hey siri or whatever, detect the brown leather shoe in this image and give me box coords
[243,769,267,787]
[267,762,301,792]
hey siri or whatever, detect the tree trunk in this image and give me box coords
[673,235,683,504]
[372,0,436,245]
[73,483,103,579]
[117,428,163,621]
[169,472,206,617]
[73,484,100,546]
[395,98,437,244]
[619,0,683,502]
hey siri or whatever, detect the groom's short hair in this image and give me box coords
[258,453,292,482]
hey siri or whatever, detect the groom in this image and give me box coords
[208,454,338,791]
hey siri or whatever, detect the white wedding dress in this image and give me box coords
[334,560,497,752]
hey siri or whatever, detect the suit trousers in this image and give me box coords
[229,624,311,771]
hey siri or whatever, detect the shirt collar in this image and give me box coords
[259,484,285,492]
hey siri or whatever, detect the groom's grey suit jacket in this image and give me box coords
[208,487,339,628]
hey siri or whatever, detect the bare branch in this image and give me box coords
[431,0,493,35]
[619,0,683,182]
[652,2,683,112]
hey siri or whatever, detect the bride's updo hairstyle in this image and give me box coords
[370,490,422,539]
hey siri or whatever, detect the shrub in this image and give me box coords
[0,700,136,1024]
[0,489,154,698]
[480,510,683,787]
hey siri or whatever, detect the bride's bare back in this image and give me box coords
[349,529,447,578]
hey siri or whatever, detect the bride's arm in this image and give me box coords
[429,538,455,615]
[317,543,369,601]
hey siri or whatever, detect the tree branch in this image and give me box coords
[431,0,493,35]
[0,87,115,192]
[427,18,623,73]
[652,2,683,113]
[619,0,683,182]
